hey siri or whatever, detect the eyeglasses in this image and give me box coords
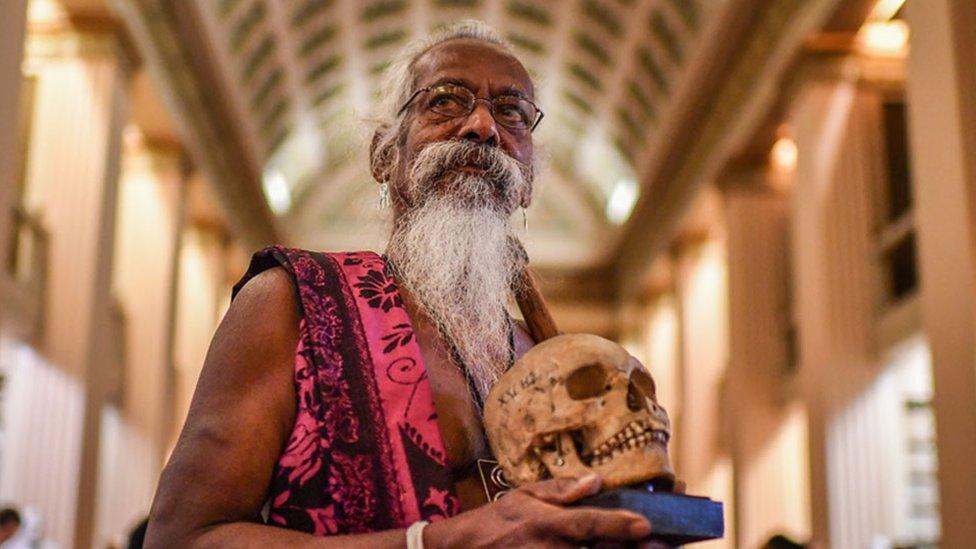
[397,83,545,132]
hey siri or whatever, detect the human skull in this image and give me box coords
[484,333,674,490]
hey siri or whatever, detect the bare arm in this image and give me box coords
[146,267,657,548]
[145,267,408,548]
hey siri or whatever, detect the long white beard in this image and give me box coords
[387,194,520,401]
[386,141,531,401]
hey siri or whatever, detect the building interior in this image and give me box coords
[1,0,974,547]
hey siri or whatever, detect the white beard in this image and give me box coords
[386,141,531,401]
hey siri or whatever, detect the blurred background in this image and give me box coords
[0,0,973,547]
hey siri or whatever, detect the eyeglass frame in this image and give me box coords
[396,83,545,132]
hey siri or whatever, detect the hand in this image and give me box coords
[424,474,653,548]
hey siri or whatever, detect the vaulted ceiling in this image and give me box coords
[116,0,835,292]
[122,0,725,270]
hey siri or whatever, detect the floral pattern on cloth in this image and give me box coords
[231,246,459,536]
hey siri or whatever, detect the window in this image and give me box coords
[876,100,919,306]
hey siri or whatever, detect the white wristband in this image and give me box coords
[406,520,429,549]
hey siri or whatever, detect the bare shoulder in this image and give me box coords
[231,265,299,320]
[183,263,302,428]
[147,265,301,542]
[215,266,300,357]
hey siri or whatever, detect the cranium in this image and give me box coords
[484,333,674,490]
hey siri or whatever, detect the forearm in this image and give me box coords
[148,521,407,549]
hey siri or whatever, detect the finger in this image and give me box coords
[538,507,651,542]
[673,479,687,495]
[520,474,602,504]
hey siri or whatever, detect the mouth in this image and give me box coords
[577,420,670,467]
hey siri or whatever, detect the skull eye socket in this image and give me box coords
[565,363,610,400]
[629,368,657,399]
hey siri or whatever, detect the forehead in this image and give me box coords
[411,39,534,98]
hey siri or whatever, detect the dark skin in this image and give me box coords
[145,39,662,548]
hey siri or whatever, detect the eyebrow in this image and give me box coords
[428,77,531,99]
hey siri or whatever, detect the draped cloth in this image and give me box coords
[232,246,460,535]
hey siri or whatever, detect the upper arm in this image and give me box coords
[147,266,301,544]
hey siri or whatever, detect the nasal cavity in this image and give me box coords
[627,369,657,412]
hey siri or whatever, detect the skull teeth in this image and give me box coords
[585,427,670,465]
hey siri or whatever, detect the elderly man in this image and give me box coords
[146,21,660,548]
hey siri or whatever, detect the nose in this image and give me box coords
[456,99,499,146]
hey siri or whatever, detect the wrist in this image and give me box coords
[420,516,458,549]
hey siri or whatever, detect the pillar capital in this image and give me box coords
[25,9,140,74]
[785,44,906,108]
[122,132,188,181]
[717,161,791,197]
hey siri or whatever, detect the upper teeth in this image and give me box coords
[585,421,670,463]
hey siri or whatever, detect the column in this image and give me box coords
[673,230,736,549]
[789,57,900,548]
[94,139,185,546]
[722,166,811,548]
[169,175,232,450]
[0,0,28,304]
[12,16,134,548]
[904,2,976,545]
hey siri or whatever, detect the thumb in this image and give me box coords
[520,474,602,504]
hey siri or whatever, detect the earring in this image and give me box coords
[378,181,390,209]
[522,207,528,232]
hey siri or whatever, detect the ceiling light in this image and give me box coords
[771,136,798,173]
[262,169,292,214]
[606,178,639,225]
[28,0,66,25]
[859,20,909,55]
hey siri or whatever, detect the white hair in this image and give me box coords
[374,21,536,401]
[370,20,518,182]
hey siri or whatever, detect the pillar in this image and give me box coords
[789,56,903,547]
[169,175,232,450]
[722,166,811,547]
[904,2,976,545]
[673,229,736,549]
[94,139,185,546]
[0,0,28,303]
[13,15,134,547]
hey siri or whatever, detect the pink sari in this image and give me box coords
[233,246,459,535]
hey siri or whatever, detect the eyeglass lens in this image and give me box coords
[425,85,537,130]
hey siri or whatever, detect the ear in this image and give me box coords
[369,127,392,184]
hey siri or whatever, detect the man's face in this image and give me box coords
[392,39,536,212]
